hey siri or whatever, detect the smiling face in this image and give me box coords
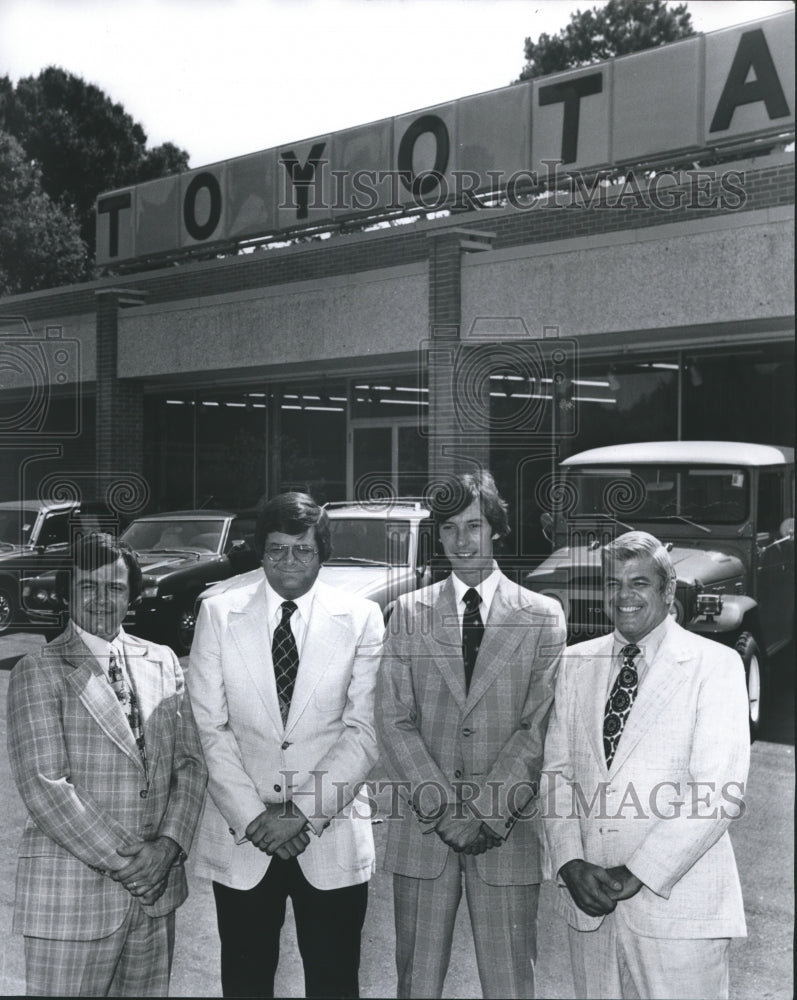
[70,556,131,641]
[438,499,496,587]
[261,527,321,600]
[603,554,674,643]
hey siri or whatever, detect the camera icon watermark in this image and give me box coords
[0,316,81,439]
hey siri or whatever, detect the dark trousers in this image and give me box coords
[212,857,368,999]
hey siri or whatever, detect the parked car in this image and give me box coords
[0,499,123,634]
[525,441,794,736]
[193,498,435,632]
[23,509,261,654]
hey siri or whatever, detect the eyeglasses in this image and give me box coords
[264,544,318,564]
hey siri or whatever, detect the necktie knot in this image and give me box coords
[622,643,641,664]
[463,588,481,613]
[280,600,298,621]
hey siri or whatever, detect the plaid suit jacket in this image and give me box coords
[376,573,566,885]
[7,622,207,941]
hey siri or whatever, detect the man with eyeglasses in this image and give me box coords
[188,492,384,999]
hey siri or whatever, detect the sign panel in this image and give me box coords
[95,10,795,265]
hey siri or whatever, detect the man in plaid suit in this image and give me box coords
[376,471,566,998]
[7,532,207,997]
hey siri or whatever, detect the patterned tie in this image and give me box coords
[273,601,299,725]
[108,648,147,774]
[462,588,485,694]
[603,643,641,768]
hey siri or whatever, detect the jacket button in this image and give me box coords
[139,789,148,799]
[462,728,472,737]
[281,741,290,750]
[229,827,235,836]
[273,784,281,793]
[454,769,462,779]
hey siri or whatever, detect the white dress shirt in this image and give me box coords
[450,564,501,635]
[262,578,318,657]
[607,614,671,696]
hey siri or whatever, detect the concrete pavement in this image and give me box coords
[0,632,793,997]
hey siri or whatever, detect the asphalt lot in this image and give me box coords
[0,631,793,998]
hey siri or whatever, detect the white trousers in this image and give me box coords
[567,906,731,1000]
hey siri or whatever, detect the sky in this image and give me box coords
[0,0,793,169]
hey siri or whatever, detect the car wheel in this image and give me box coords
[0,584,18,634]
[735,631,766,740]
[172,605,196,656]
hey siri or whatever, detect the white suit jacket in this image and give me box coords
[188,576,383,891]
[542,617,749,938]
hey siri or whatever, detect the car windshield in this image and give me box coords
[562,466,749,525]
[122,519,226,553]
[0,507,39,547]
[327,518,412,566]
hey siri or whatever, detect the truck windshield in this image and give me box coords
[562,466,749,525]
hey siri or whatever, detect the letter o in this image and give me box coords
[183,172,222,241]
[397,115,450,197]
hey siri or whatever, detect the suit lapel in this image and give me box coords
[61,626,144,772]
[229,580,284,732]
[284,584,347,733]
[608,626,688,774]
[464,576,527,710]
[574,637,615,772]
[426,577,467,710]
[122,633,164,779]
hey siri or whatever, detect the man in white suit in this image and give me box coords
[543,530,750,1000]
[377,470,566,998]
[188,492,383,999]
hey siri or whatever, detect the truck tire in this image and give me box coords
[735,631,765,740]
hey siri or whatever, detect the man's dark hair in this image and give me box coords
[427,470,510,539]
[254,492,331,562]
[55,532,142,606]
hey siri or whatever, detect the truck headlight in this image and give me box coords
[696,593,723,618]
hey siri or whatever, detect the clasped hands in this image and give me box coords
[559,859,643,917]
[112,836,182,905]
[431,803,503,856]
[245,800,311,860]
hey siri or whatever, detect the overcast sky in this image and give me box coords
[1,0,793,168]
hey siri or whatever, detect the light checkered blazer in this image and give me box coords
[7,621,208,941]
[376,572,566,885]
[542,617,750,937]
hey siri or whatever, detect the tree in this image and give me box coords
[0,130,86,296]
[517,0,694,81]
[2,67,189,265]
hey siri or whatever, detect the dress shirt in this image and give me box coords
[263,578,317,657]
[73,621,135,691]
[450,564,501,636]
[607,615,671,697]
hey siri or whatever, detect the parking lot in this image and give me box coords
[0,632,793,998]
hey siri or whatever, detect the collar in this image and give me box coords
[72,622,129,668]
[613,614,671,663]
[263,576,317,625]
[450,564,501,615]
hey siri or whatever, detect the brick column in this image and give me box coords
[95,288,147,502]
[426,228,495,483]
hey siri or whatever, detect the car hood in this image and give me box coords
[529,544,745,587]
[136,549,211,580]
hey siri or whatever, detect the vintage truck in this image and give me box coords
[525,442,794,736]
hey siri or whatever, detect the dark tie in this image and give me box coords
[108,648,147,773]
[603,643,641,768]
[273,601,299,725]
[462,588,484,694]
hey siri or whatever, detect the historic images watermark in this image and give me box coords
[278,160,748,215]
[271,771,747,823]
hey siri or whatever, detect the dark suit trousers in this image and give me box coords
[213,856,368,999]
